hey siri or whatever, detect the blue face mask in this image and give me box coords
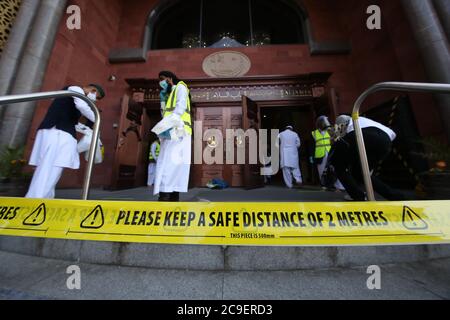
[159,80,168,91]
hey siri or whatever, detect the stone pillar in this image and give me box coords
[402,0,450,140]
[0,0,68,148]
[433,0,450,41]
[0,0,40,119]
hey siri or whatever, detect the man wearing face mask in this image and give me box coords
[26,84,105,199]
[311,116,345,191]
[153,71,192,202]
[159,78,170,117]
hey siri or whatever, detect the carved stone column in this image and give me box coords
[0,0,40,118]
[433,0,450,41]
[0,0,68,147]
[402,0,450,140]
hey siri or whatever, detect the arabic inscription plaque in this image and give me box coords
[202,51,251,78]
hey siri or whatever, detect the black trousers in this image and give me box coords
[330,127,405,201]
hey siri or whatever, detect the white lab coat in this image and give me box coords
[316,148,345,191]
[147,163,156,186]
[153,83,191,195]
[26,86,96,199]
[147,141,159,186]
[278,129,301,169]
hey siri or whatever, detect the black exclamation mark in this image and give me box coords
[407,211,416,227]
[91,209,99,225]
[33,208,42,223]
[23,203,46,226]
[81,205,104,229]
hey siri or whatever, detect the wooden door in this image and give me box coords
[192,107,225,187]
[242,96,264,189]
[192,105,245,187]
[110,94,149,190]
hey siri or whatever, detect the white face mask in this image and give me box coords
[87,92,97,102]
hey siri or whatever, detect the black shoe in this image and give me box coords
[170,192,180,202]
[158,192,171,202]
[294,181,304,188]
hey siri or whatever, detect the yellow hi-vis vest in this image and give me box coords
[312,129,331,159]
[149,142,160,161]
[163,81,192,136]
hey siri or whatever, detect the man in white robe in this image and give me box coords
[153,71,192,202]
[278,126,303,189]
[26,84,105,199]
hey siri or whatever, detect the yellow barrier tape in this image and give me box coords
[0,198,449,246]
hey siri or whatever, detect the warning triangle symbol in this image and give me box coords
[80,205,105,229]
[402,206,428,230]
[23,203,47,226]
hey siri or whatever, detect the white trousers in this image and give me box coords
[26,164,64,199]
[317,152,345,190]
[147,163,157,186]
[282,167,302,189]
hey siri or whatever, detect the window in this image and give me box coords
[151,0,306,50]
[152,0,202,50]
[252,0,305,45]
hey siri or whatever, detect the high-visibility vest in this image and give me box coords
[149,142,160,161]
[163,81,192,135]
[312,129,331,159]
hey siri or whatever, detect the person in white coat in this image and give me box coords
[153,71,192,202]
[278,126,303,188]
[26,84,105,199]
[311,116,345,191]
[147,138,160,187]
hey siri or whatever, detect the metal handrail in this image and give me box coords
[352,82,450,201]
[0,91,101,200]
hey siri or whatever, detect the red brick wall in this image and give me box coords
[337,0,442,136]
[26,0,440,188]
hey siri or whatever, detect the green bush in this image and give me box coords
[0,146,28,179]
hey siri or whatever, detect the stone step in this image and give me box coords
[1,236,450,271]
[2,251,450,300]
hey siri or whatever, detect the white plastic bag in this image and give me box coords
[151,114,186,140]
[77,134,91,154]
[76,123,104,164]
[88,139,104,164]
[76,123,91,153]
